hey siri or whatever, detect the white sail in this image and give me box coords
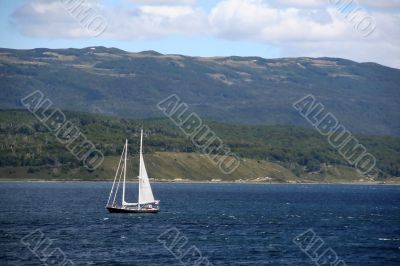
[138,130,155,204]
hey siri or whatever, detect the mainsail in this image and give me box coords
[138,130,155,204]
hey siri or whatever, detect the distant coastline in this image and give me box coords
[1,179,399,185]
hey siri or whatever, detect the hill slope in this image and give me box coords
[2,152,375,184]
[0,110,399,182]
[1,47,399,135]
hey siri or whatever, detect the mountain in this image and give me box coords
[1,46,399,135]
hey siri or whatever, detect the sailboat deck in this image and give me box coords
[106,206,159,213]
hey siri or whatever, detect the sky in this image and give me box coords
[0,0,399,68]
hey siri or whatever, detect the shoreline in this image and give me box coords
[0,179,399,185]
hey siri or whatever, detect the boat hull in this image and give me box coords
[106,206,159,213]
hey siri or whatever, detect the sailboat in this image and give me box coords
[106,130,160,213]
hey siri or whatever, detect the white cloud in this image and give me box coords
[129,0,196,6]
[11,1,85,38]
[358,0,400,8]
[9,0,400,68]
[276,0,323,8]
[103,4,207,39]
[140,5,197,18]
[209,1,346,42]
[206,0,400,67]
[272,0,400,9]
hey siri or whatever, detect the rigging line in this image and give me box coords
[107,144,126,206]
[113,161,124,206]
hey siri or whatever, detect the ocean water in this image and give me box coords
[0,182,399,265]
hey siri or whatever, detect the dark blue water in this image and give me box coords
[0,183,399,265]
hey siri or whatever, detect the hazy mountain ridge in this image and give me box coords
[1,46,399,135]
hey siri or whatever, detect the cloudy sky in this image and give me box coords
[1,0,399,68]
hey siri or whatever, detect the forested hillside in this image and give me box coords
[1,110,399,181]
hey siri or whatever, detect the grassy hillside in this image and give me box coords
[0,109,399,182]
[1,151,380,183]
[1,47,399,135]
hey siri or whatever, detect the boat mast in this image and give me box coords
[138,129,143,210]
[122,139,128,206]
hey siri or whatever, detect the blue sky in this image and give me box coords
[1,0,399,68]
